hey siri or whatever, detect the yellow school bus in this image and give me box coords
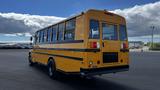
[29,9,129,78]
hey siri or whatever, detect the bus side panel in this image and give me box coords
[46,49,84,72]
[55,14,85,72]
[119,52,129,65]
[75,15,85,40]
[55,57,82,72]
[32,49,49,64]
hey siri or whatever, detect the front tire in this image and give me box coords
[28,53,34,66]
[48,59,58,79]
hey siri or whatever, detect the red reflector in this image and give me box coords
[123,43,128,49]
[90,42,97,48]
[88,65,91,68]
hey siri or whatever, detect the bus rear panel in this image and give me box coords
[80,10,129,76]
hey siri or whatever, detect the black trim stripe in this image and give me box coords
[80,65,129,76]
[32,52,83,61]
[57,65,129,75]
[120,49,129,52]
[34,48,100,52]
[57,69,80,75]
[37,40,84,44]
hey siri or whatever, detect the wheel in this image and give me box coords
[28,53,34,66]
[47,59,58,79]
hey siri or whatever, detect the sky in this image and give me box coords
[0,0,160,43]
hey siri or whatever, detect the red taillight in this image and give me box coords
[90,42,97,48]
[123,43,128,49]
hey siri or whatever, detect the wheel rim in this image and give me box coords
[49,64,53,76]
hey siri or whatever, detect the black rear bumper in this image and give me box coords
[80,65,129,76]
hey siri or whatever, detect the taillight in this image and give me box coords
[121,43,128,49]
[90,42,100,48]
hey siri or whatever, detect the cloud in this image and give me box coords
[112,1,160,37]
[0,1,160,38]
[3,33,32,37]
[0,12,65,35]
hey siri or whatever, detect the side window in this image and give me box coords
[58,23,65,41]
[47,27,52,43]
[89,19,99,39]
[102,23,118,40]
[43,30,47,43]
[119,25,127,41]
[38,31,41,43]
[35,31,40,44]
[65,18,76,40]
[40,31,44,43]
[52,25,58,42]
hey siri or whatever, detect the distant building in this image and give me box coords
[0,43,32,49]
[129,41,144,49]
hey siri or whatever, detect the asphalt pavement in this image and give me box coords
[0,49,160,90]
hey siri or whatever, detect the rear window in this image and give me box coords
[89,19,99,39]
[119,25,127,41]
[102,23,118,40]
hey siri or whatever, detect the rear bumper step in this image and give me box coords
[80,65,129,76]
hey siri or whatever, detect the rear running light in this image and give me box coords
[121,43,128,49]
[90,42,100,48]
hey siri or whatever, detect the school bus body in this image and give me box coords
[30,9,129,76]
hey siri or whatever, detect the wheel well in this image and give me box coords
[47,57,56,69]
[48,57,54,64]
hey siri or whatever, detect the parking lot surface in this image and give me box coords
[0,49,160,90]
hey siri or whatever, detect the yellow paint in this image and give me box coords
[30,9,129,73]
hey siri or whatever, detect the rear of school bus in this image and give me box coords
[80,9,129,76]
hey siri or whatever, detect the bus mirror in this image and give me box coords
[30,37,33,41]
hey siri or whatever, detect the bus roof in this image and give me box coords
[36,9,125,33]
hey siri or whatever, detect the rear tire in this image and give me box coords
[47,59,58,79]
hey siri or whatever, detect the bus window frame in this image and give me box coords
[47,27,52,43]
[64,18,76,40]
[51,25,58,42]
[35,31,39,44]
[101,22,118,41]
[43,29,48,43]
[39,30,44,43]
[119,24,128,41]
[57,22,65,41]
[89,19,100,39]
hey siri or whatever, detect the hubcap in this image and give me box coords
[49,65,53,76]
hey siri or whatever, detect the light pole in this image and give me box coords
[150,26,155,49]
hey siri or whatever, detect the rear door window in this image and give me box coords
[89,19,100,39]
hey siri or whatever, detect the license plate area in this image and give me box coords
[103,52,118,63]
